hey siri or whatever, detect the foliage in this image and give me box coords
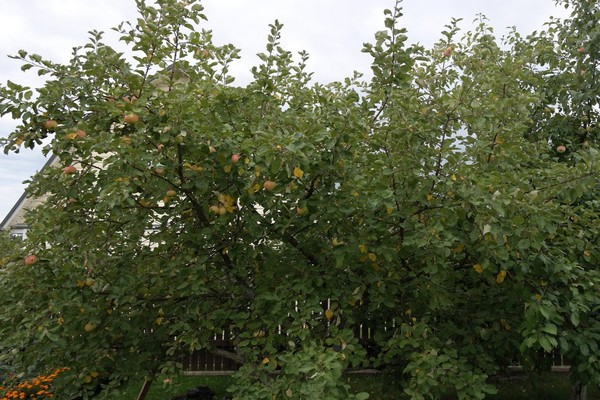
[0,0,599,399]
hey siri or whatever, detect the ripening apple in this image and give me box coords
[198,48,211,58]
[76,130,87,138]
[263,180,276,191]
[577,47,585,53]
[123,113,139,124]
[556,145,567,153]
[165,189,177,197]
[63,165,77,174]
[84,322,97,332]
[43,119,58,130]
[442,46,453,57]
[231,153,241,164]
[296,206,308,216]
[24,254,38,265]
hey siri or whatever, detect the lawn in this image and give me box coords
[119,372,600,400]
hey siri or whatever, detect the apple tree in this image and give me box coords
[523,0,600,397]
[0,0,599,399]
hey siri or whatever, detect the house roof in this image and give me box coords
[0,154,58,231]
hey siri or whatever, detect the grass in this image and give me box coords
[120,372,600,400]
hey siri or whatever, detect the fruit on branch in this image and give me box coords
[43,119,58,130]
[63,165,77,174]
[24,254,38,265]
[123,113,139,124]
[263,180,276,191]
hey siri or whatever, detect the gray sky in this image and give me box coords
[0,0,569,222]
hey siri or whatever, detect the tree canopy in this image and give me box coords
[0,0,599,398]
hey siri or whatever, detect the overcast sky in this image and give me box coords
[0,0,569,223]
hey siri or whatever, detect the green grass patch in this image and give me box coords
[120,372,600,400]
[121,375,232,400]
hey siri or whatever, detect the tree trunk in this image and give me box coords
[571,381,587,400]
[136,379,152,400]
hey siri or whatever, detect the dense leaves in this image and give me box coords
[0,0,599,399]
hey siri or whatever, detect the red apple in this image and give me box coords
[63,165,77,174]
[43,119,58,130]
[577,47,585,53]
[76,130,87,138]
[24,254,38,265]
[263,180,276,191]
[442,46,452,57]
[231,153,241,164]
[123,113,139,124]
[556,145,567,153]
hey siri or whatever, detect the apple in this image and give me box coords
[577,47,585,53]
[165,189,177,197]
[231,153,241,164]
[123,113,139,124]
[24,254,38,265]
[263,180,276,191]
[84,322,97,332]
[76,130,87,138]
[442,46,452,57]
[296,206,308,216]
[43,119,58,130]
[556,145,567,153]
[63,165,77,174]
[154,167,164,176]
[198,48,211,58]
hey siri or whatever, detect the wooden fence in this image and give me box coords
[182,339,239,374]
[180,321,376,374]
[180,325,571,374]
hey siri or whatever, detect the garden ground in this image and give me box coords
[121,372,600,399]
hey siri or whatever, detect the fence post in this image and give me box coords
[571,381,587,400]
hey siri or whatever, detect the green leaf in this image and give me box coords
[539,336,554,352]
[541,324,557,335]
